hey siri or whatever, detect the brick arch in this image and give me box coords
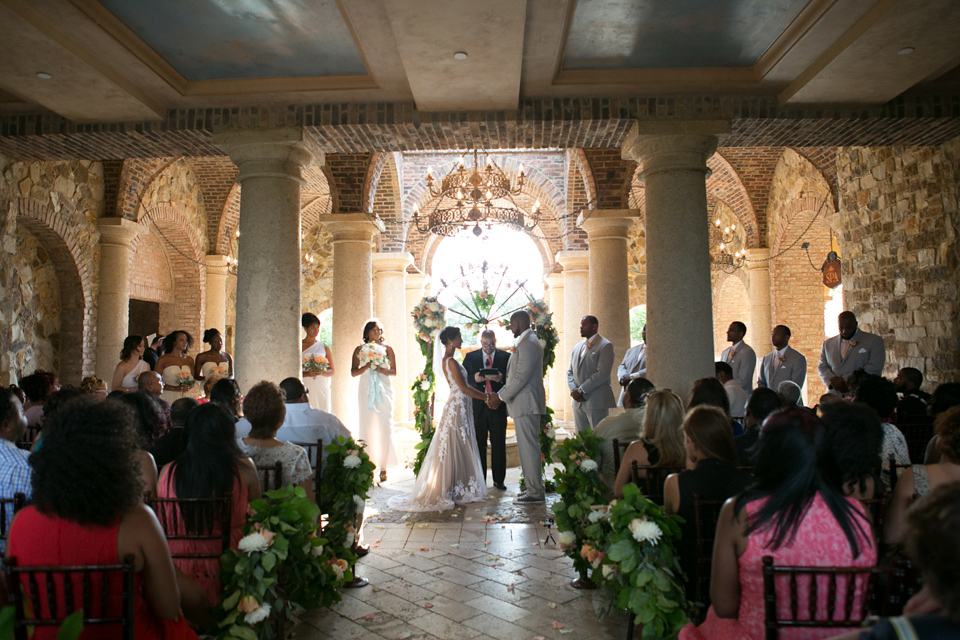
[367,153,404,251]
[712,272,750,359]
[215,183,241,256]
[14,198,95,384]
[137,203,206,351]
[570,149,597,208]
[116,158,177,221]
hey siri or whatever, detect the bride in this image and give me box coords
[390,326,488,511]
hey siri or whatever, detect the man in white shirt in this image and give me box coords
[616,325,647,407]
[277,377,351,470]
[719,321,757,393]
[756,325,807,391]
[715,361,748,420]
[567,315,616,432]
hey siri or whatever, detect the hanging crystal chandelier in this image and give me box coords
[413,150,540,237]
[710,217,746,272]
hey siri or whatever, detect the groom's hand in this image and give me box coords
[571,389,585,402]
[487,394,502,409]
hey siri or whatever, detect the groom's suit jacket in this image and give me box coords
[756,346,807,390]
[818,328,885,386]
[567,335,617,412]
[498,330,545,417]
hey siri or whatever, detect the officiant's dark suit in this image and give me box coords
[463,332,511,490]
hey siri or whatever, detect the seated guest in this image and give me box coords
[112,391,166,497]
[854,375,910,489]
[150,397,199,470]
[0,388,30,552]
[18,370,58,429]
[922,382,960,464]
[777,380,803,407]
[820,401,884,501]
[845,483,960,640]
[689,377,742,436]
[276,378,350,470]
[210,378,243,422]
[594,378,654,495]
[80,375,108,400]
[884,405,960,545]
[893,367,931,422]
[157,403,261,604]
[734,388,781,467]
[716,362,748,420]
[665,406,754,608]
[197,374,222,405]
[613,389,687,498]
[30,387,84,452]
[679,408,876,640]
[6,397,201,639]
[238,381,313,501]
[137,371,171,435]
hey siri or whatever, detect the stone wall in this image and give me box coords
[835,138,960,386]
[0,159,102,385]
[301,223,334,314]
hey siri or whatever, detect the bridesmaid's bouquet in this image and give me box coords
[302,354,330,374]
[357,343,388,369]
[176,370,196,387]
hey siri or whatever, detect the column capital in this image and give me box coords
[743,248,771,271]
[545,273,564,290]
[204,254,230,276]
[622,128,718,180]
[405,271,428,292]
[215,127,324,184]
[372,252,413,274]
[97,217,139,246]
[318,214,384,243]
[577,209,639,239]
[556,250,589,272]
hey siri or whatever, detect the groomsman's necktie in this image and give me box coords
[485,354,493,393]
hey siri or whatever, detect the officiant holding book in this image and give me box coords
[463,329,511,491]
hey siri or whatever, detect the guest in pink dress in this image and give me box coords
[680,408,876,640]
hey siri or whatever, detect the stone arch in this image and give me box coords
[419,228,554,281]
[712,272,750,359]
[136,203,206,351]
[215,183,241,256]
[14,198,95,384]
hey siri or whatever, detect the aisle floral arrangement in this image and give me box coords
[321,436,375,554]
[551,430,606,579]
[213,486,349,640]
[410,296,446,475]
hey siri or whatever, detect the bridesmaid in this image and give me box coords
[155,330,196,404]
[194,328,233,381]
[111,334,149,392]
[351,320,397,483]
[301,312,334,412]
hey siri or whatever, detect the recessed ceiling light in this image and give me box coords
[898,47,915,55]
[453,52,467,60]
[35,72,52,80]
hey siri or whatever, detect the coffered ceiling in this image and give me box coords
[0,0,957,124]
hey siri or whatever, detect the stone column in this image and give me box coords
[319,214,383,430]
[216,128,322,393]
[545,273,566,416]
[95,218,139,384]
[744,248,772,349]
[578,210,636,393]
[623,130,719,399]
[556,250,589,422]
[404,272,428,423]
[373,252,413,424]
[203,255,230,336]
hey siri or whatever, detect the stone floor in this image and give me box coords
[289,465,630,640]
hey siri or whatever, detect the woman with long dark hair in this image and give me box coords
[113,391,167,497]
[209,378,243,422]
[157,403,260,604]
[351,319,397,482]
[111,334,148,392]
[679,408,876,640]
[155,330,196,404]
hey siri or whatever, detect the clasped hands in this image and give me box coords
[484,393,502,409]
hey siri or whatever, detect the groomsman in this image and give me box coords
[567,315,616,432]
[463,330,510,491]
[756,325,807,390]
[720,321,757,393]
[817,311,885,395]
[616,325,647,407]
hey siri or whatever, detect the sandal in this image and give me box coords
[379,469,387,483]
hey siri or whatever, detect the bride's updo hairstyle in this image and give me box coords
[439,326,460,346]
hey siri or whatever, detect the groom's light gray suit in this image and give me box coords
[497,328,546,499]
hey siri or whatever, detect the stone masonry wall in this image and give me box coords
[835,139,960,386]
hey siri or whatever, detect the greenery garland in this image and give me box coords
[321,436,375,557]
[551,430,607,578]
[410,296,446,475]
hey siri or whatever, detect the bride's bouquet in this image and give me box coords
[302,354,330,374]
[176,370,196,387]
[357,343,389,369]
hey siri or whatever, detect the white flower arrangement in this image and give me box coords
[412,296,446,341]
[419,378,431,391]
[238,532,270,554]
[580,459,599,473]
[546,428,556,439]
[343,530,355,548]
[244,602,271,625]
[587,506,609,523]
[628,517,663,545]
[353,494,365,513]
[357,342,389,368]
[559,530,577,546]
[311,543,325,557]
[343,454,361,469]
[601,563,615,579]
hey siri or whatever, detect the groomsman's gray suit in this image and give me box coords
[498,328,546,499]
[756,346,807,390]
[817,329,885,386]
[616,342,646,407]
[567,335,616,432]
[720,342,757,393]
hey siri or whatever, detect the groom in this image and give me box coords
[487,310,546,503]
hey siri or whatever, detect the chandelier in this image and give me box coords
[413,150,540,237]
[710,217,745,272]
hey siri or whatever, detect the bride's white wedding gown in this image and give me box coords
[389,358,487,511]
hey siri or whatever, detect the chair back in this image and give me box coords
[691,494,725,606]
[630,462,686,505]
[611,438,633,475]
[885,455,912,491]
[18,426,41,451]
[146,493,232,560]
[894,418,933,464]
[761,556,897,640]
[256,461,284,492]
[4,553,136,640]
[0,493,28,545]
[858,494,890,549]
[291,439,323,503]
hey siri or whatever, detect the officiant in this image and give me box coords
[463,329,511,491]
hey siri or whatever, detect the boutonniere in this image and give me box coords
[777,355,786,364]
[850,340,858,347]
